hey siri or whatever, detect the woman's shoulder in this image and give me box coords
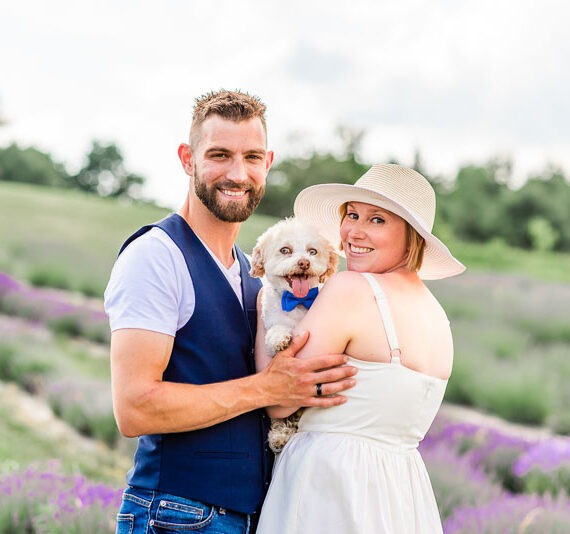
[326,270,399,288]
[319,271,377,302]
[323,270,369,290]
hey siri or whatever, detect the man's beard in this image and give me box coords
[194,167,265,223]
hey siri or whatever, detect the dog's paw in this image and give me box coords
[267,410,304,454]
[268,421,295,454]
[274,335,292,353]
[266,325,293,356]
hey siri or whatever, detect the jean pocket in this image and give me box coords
[116,513,134,534]
[150,498,216,532]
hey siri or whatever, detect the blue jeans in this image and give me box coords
[115,486,255,534]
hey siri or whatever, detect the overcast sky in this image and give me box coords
[2,0,569,208]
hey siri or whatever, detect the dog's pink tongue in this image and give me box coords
[291,276,310,298]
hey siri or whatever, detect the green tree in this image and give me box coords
[527,217,559,252]
[258,152,369,218]
[502,167,570,251]
[440,159,511,243]
[258,126,369,217]
[0,143,68,187]
[71,141,144,199]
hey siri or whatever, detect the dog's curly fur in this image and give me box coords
[250,217,338,452]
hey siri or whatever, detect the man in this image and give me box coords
[105,89,357,533]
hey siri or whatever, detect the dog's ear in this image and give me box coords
[249,243,265,278]
[319,243,339,283]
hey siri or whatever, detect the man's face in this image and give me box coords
[190,116,273,222]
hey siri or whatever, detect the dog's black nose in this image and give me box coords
[298,259,310,270]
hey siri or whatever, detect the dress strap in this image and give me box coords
[361,273,401,362]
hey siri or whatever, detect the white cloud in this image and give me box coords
[1,0,569,208]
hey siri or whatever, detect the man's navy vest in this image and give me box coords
[118,213,273,514]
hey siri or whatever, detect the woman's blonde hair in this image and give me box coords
[339,203,426,272]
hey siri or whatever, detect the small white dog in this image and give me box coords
[250,217,338,452]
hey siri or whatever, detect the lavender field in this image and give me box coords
[1,182,569,532]
[1,268,569,532]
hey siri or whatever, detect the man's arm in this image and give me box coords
[111,328,356,437]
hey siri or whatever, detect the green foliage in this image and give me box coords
[0,143,68,187]
[260,150,570,254]
[502,168,570,251]
[0,139,145,201]
[439,160,510,243]
[70,140,144,199]
[258,152,369,218]
[520,465,570,497]
[49,375,118,445]
[528,217,559,252]
[0,342,53,390]
[479,447,525,493]
[444,357,477,407]
[515,319,570,345]
[47,313,111,343]
[28,266,71,291]
[474,367,550,426]
[550,412,570,436]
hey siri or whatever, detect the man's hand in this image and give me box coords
[260,331,357,410]
[111,329,355,437]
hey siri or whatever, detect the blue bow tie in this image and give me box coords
[281,287,319,312]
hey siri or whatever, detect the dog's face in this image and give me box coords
[250,218,338,295]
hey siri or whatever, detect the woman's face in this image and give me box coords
[340,201,408,273]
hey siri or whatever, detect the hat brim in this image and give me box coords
[294,183,466,280]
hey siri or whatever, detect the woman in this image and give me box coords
[256,164,465,533]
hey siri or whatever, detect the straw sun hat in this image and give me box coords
[293,163,466,280]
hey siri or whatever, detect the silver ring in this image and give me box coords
[316,383,323,397]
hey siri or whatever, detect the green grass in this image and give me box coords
[449,237,570,284]
[0,182,170,296]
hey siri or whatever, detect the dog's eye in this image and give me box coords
[308,248,318,256]
[280,247,292,255]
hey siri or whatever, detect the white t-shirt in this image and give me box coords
[104,227,243,336]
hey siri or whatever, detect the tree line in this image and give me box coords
[257,144,570,254]
[1,136,569,252]
[0,141,144,199]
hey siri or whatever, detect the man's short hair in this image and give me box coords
[190,89,267,148]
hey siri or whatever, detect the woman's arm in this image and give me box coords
[255,272,358,418]
[293,271,355,360]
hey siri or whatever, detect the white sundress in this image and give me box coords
[257,273,447,534]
